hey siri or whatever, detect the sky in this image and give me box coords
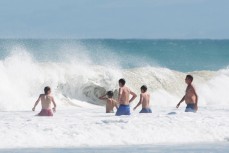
[0,0,228,39]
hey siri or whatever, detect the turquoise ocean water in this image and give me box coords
[0,39,229,72]
[1,39,229,153]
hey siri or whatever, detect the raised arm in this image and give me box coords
[176,96,185,108]
[129,90,137,103]
[134,94,142,110]
[51,97,57,112]
[99,94,108,101]
[32,95,41,111]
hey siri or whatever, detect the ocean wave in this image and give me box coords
[0,51,228,111]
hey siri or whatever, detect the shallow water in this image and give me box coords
[0,107,229,149]
[1,143,229,153]
[1,39,229,152]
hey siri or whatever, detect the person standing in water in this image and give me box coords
[116,78,137,116]
[133,85,152,113]
[32,86,57,116]
[99,91,118,113]
[176,75,198,112]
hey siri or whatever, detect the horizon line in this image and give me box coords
[0,38,229,40]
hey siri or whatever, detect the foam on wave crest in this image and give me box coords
[0,49,228,111]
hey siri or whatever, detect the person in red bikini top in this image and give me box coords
[32,86,57,116]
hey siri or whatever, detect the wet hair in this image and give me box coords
[106,91,114,98]
[186,75,193,81]
[44,86,51,95]
[119,78,126,86]
[141,85,147,92]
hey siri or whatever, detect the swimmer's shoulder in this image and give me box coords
[39,94,45,97]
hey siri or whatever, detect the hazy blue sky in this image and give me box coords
[0,0,228,39]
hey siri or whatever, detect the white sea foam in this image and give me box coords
[0,50,229,148]
[0,50,228,111]
[0,106,229,148]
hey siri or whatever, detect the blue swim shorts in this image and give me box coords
[115,104,130,116]
[185,104,196,112]
[139,108,152,113]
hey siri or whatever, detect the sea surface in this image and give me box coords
[0,39,229,71]
[0,39,229,152]
[1,143,229,153]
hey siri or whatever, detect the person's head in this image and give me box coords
[185,75,193,84]
[119,78,126,87]
[44,86,51,95]
[106,91,114,98]
[140,85,147,93]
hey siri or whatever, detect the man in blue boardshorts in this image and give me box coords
[116,78,137,116]
[176,75,198,113]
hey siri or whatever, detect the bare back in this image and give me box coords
[185,85,197,104]
[141,92,150,108]
[40,94,53,109]
[106,98,117,113]
[118,86,130,105]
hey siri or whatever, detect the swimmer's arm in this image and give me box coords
[176,96,185,108]
[193,86,198,111]
[192,86,198,103]
[115,103,118,109]
[118,88,122,103]
[129,90,137,103]
[52,97,57,112]
[134,94,142,110]
[112,99,118,109]
[114,100,119,109]
[32,95,41,111]
[99,94,108,101]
